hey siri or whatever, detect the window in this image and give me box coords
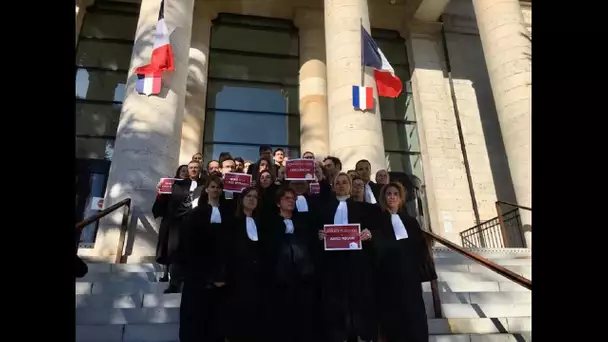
[372,29,423,180]
[76,1,138,162]
[204,14,300,163]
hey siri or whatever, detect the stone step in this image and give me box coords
[77,266,531,285]
[76,332,532,342]
[76,291,531,309]
[82,279,530,296]
[76,278,529,295]
[430,333,532,342]
[83,257,531,274]
[76,303,530,325]
[76,318,530,341]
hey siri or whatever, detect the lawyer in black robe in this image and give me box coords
[178,175,231,342]
[224,186,265,342]
[256,169,279,218]
[152,162,204,292]
[285,180,325,340]
[265,187,317,342]
[374,182,437,342]
[152,164,188,281]
[317,173,378,342]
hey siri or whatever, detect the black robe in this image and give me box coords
[292,192,326,340]
[318,198,379,342]
[224,215,266,342]
[178,202,231,342]
[374,210,437,342]
[256,183,279,220]
[365,180,382,201]
[151,178,204,265]
[318,178,333,203]
[264,212,317,342]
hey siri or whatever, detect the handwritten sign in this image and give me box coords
[159,178,181,194]
[223,173,252,193]
[309,182,321,194]
[285,158,316,181]
[324,224,362,251]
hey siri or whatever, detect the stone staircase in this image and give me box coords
[76,247,531,342]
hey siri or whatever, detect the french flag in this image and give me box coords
[352,85,374,111]
[135,0,174,96]
[361,26,403,98]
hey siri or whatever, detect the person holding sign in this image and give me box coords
[152,161,204,293]
[178,175,231,342]
[316,172,378,342]
[374,182,437,342]
[265,187,317,342]
[223,186,266,342]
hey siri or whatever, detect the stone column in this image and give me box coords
[295,9,329,159]
[94,0,195,260]
[76,0,94,47]
[471,0,532,248]
[179,3,216,165]
[404,21,477,244]
[324,0,386,173]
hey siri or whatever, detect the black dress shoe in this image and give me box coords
[163,284,180,293]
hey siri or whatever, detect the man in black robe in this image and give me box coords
[355,159,382,202]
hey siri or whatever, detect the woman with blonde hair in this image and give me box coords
[374,182,437,342]
[316,172,378,342]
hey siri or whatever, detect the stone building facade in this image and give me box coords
[75,0,531,261]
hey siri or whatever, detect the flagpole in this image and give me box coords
[360,17,364,87]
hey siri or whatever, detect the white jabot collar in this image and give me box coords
[365,183,377,204]
[245,216,258,241]
[189,180,198,191]
[284,219,294,234]
[210,205,222,223]
[295,195,308,212]
[333,196,349,224]
[391,213,409,240]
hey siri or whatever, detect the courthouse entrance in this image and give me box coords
[75,158,110,248]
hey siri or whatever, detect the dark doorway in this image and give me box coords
[75,158,111,248]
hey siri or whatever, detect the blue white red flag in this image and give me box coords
[352,85,374,111]
[135,0,174,96]
[361,26,402,98]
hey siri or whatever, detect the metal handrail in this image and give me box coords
[75,198,132,264]
[424,230,531,319]
[495,201,531,247]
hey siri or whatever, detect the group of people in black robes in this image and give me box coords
[152,151,437,342]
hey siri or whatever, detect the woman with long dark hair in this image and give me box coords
[265,187,317,342]
[256,169,279,219]
[224,186,265,342]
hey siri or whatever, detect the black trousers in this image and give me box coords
[179,281,227,342]
[168,263,183,288]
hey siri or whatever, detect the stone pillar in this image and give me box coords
[471,0,532,248]
[324,0,386,173]
[295,9,329,159]
[404,21,477,244]
[179,3,216,165]
[94,0,195,259]
[76,0,94,47]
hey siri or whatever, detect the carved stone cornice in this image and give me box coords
[442,14,479,35]
[194,0,218,22]
[400,19,442,39]
[294,8,324,29]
